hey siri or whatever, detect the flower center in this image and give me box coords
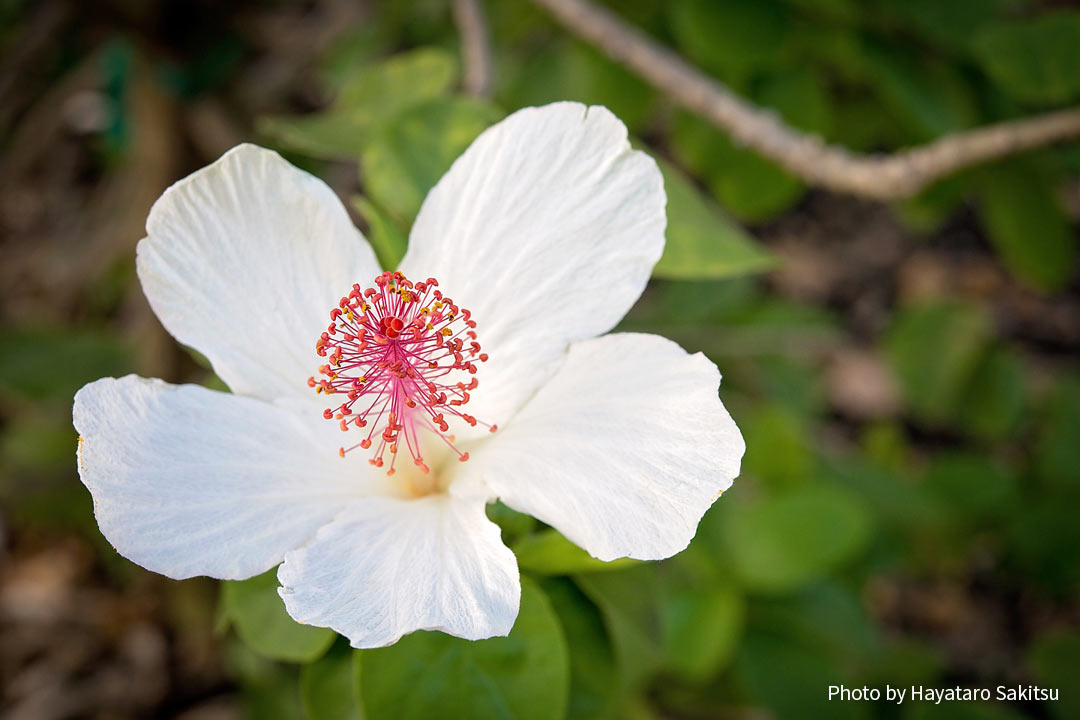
[309,271,495,478]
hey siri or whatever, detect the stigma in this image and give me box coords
[309,271,495,476]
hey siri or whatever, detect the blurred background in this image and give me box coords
[1,0,1079,719]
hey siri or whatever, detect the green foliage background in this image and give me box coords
[2,0,1079,719]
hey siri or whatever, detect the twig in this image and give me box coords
[452,0,494,98]
[531,0,1080,200]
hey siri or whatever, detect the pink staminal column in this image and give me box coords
[309,271,496,477]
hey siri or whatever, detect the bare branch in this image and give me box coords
[453,0,494,98]
[531,0,1080,200]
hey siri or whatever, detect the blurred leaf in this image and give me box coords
[337,47,457,113]
[661,584,743,681]
[741,403,814,489]
[226,640,305,720]
[957,348,1026,440]
[667,0,789,84]
[1029,631,1080,720]
[979,163,1076,292]
[318,27,390,90]
[353,196,408,270]
[575,566,665,688]
[711,146,804,223]
[924,453,1015,525]
[260,113,373,158]
[486,500,538,546]
[1035,373,1080,493]
[757,68,833,136]
[300,639,362,720]
[896,175,971,235]
[753,355,826,418]
[221,570,336,663]
[737,631,867,720]
[907,700,1030,720]
[1,410,76,476]
[830,461,948,550]
[498,42,654,133]
[862,41,976,139]
[878,0,1021,49]
[542,578,621,720]
[668,113,801,224]
[1007,500,1080,593]
[359,577,568,720]
[884,301,990,426]
[752,582,877,665]
[863,638,943,689]
[362,98,503,221]
[972,11,1080,106]
[261,47,458,159]
[722,485,873,593]
[653,161,774,280]
[515,529,637,575]
[0,325,133,402]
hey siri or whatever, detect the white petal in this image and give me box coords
[278,494,519,648]
[137,144,381,406]
[469,333,744,562]
[398,103,665,429]
[74,375,381,581]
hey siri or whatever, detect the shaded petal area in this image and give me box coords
[278,494,519,648]
[74,375,378,580]
[398,103,665,431]
[468,333,744,561]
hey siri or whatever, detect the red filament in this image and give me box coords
[310,271,494,475]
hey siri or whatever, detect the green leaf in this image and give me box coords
[259,113,372,159]
[1035,373,1080,493]
[741,403,814,490]
[575,566,665,688]
[486,500,538,546]
[260,47,459,159]
[1029,631,1080,720]
[957,348,1026,440]
[653,162,774,280]
[359,577,569,720]
[979,163,1076,292]
[221,570,336,663]
[878,0,1021,50]
[515,529,638,576]
[353,196,408,270]
[541,578,621,720]
[972,11,1080,106]
[337,47,457,114]
[667,0,789,84]
[722,485,872,594]
[300,639,362,720]
[498,41,655,134]
[861,41,976,139]
[907,700,1029,720]
[661,584,743,681]
[225,640,305,720]
[0,325,133,402]
[924,453,1015,525]
[884,301,991,426]
[737,630,867,720]
[710,145,803,223]
[362,98,504,222]
[1007,500,1080,592]
[1,410,77,476]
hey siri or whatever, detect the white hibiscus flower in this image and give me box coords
[73,102,745,648]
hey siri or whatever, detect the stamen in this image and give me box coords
[312,271,494,475]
